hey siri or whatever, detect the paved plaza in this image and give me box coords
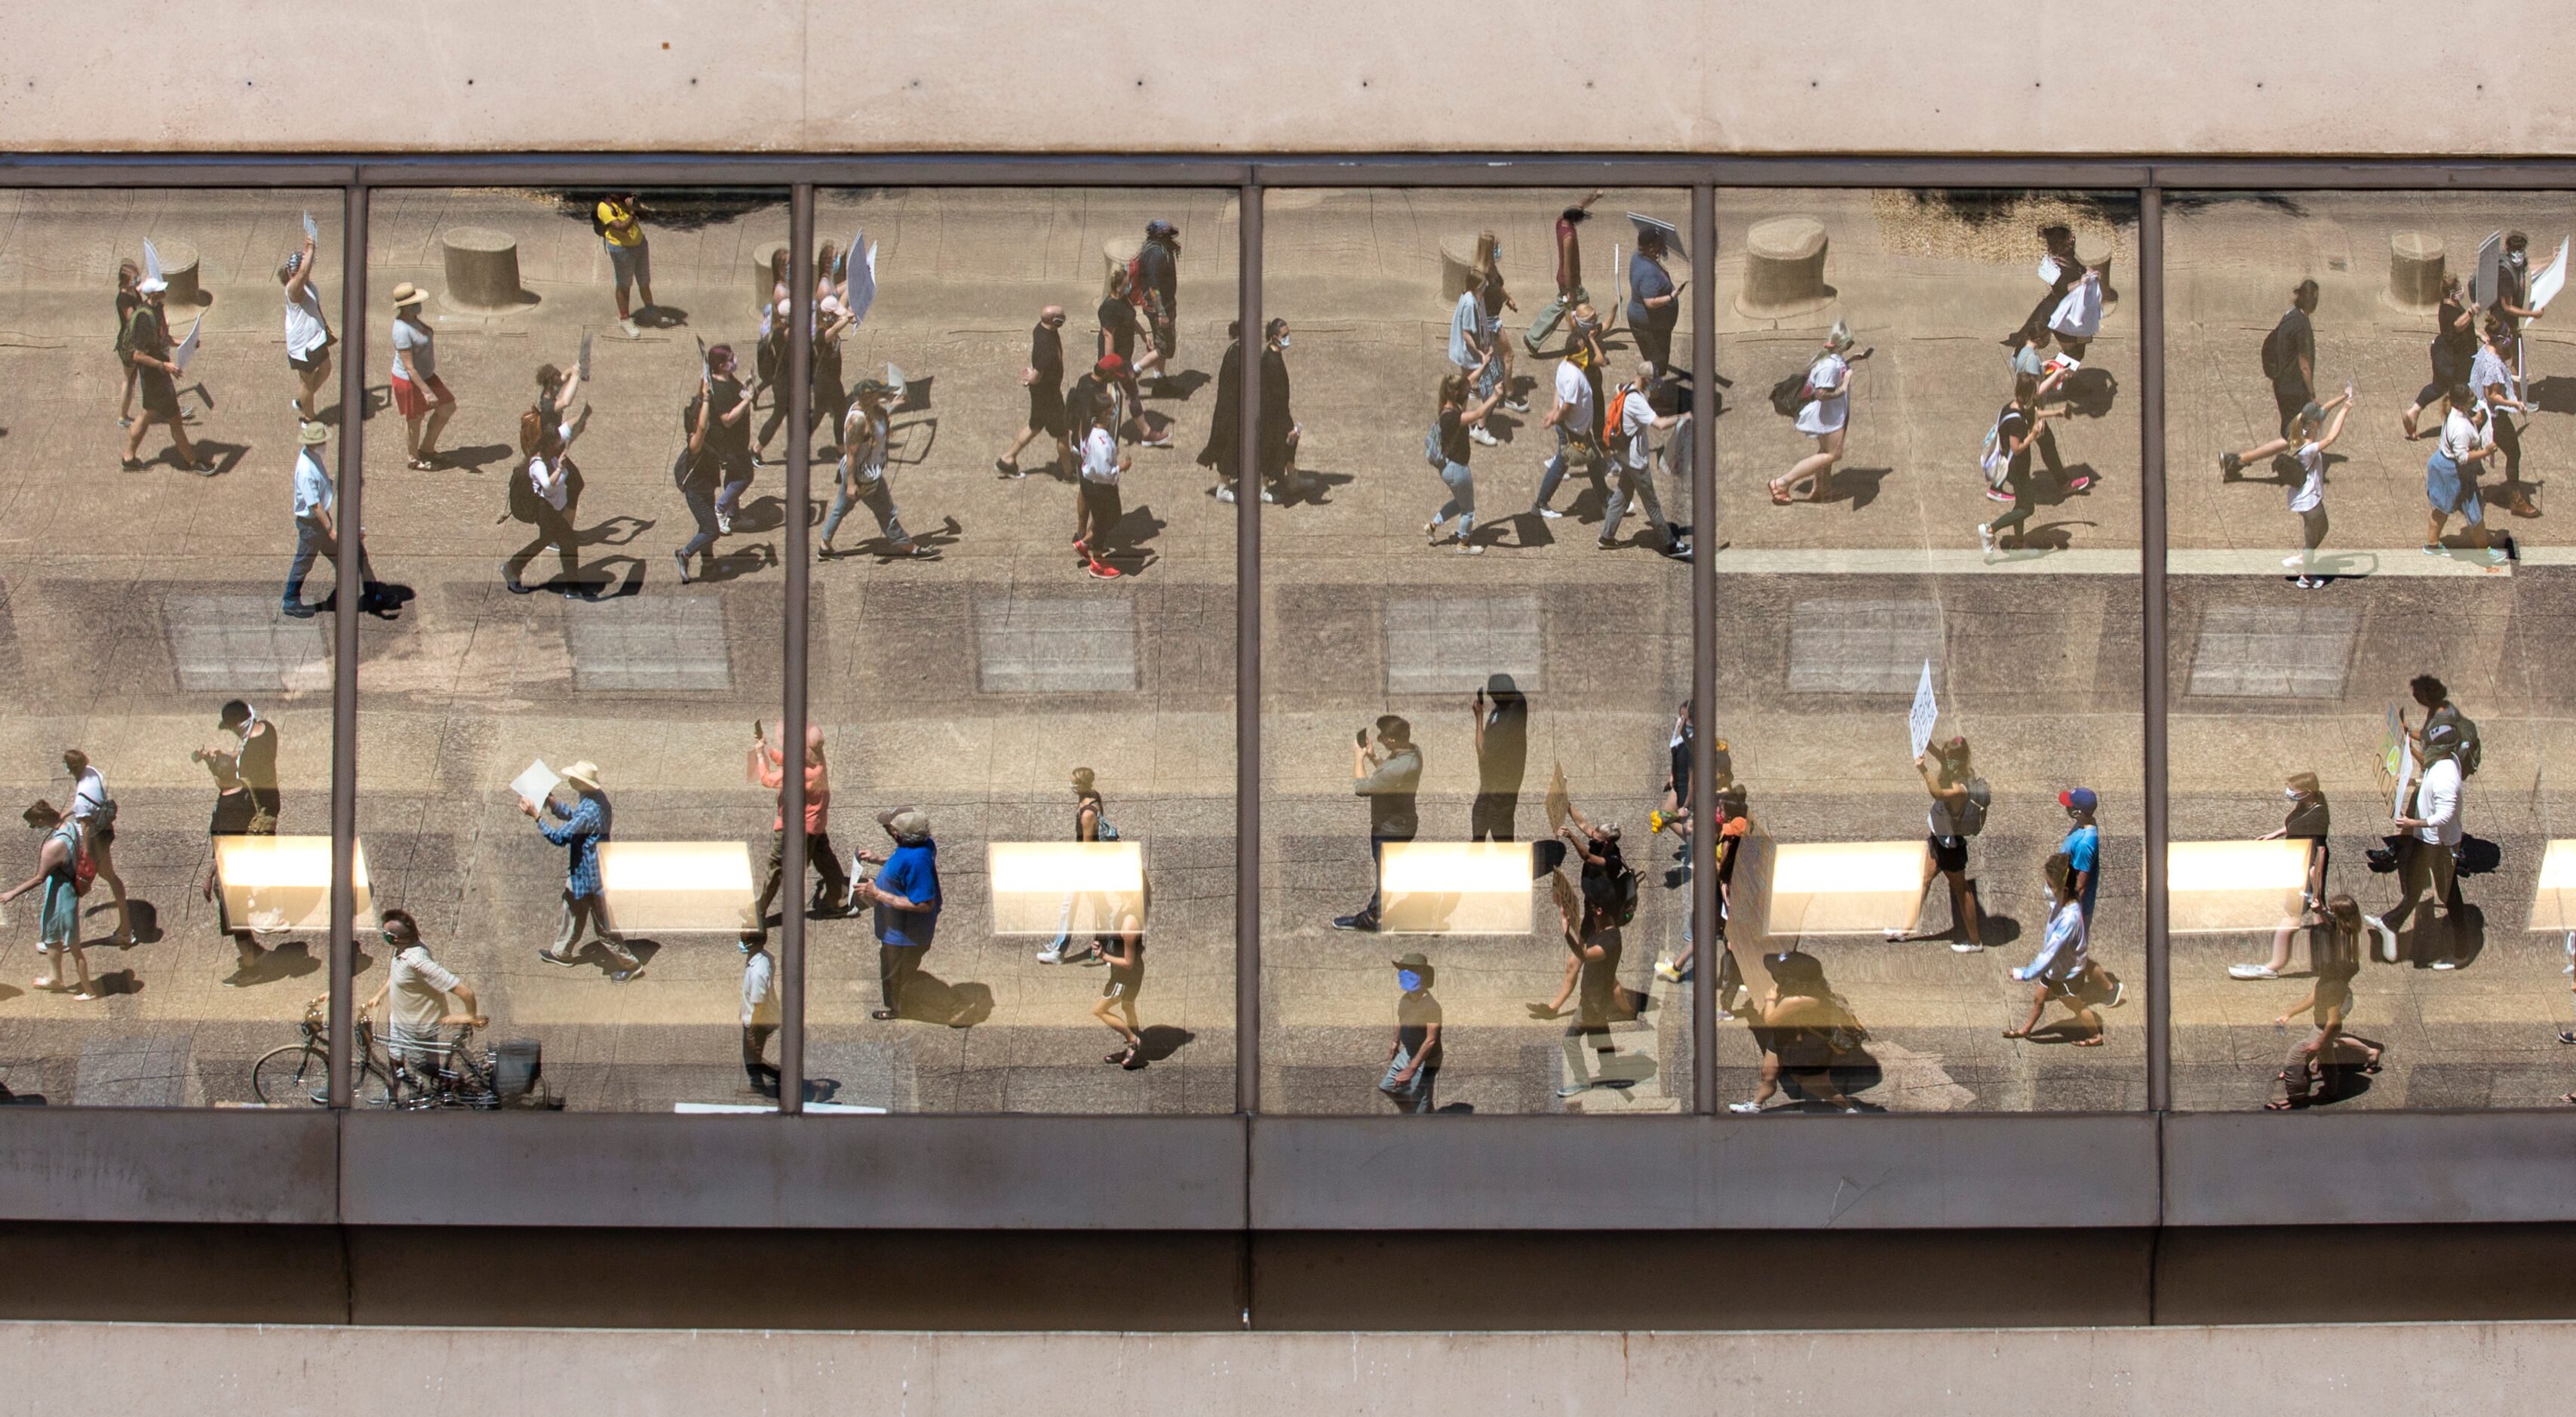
[0,185,2569,1114]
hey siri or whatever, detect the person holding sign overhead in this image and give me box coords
[523,761,643,982]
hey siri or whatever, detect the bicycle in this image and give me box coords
[251,998,393,1107]
[384,1021,504,1111]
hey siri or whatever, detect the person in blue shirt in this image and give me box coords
[856,807,941,1021]
[520,761,642,981]
[1625,227,1681,383]
[2058,786,2102,924]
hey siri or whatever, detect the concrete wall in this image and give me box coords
[7,1319,2576,1414]
[2,2,2568,156]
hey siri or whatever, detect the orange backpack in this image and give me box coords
[1600,387,1631,447]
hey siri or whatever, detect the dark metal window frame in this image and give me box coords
[6,154,2576,1234]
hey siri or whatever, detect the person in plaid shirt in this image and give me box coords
[520,761,642,981]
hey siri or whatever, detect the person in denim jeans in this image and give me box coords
[1601,359,1686,555]
[1530,334,1602,519]
[673,349,754,585]
[1380,953,1444,1114]
[818,380,939,560]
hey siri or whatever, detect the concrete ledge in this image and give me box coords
[338,1112,1249,1228]
[1249,1114,2162,1229]
[0,1108,337,1225]
[2165,1111,2576,1225]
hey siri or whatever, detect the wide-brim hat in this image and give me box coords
[390,281,428,309]
[561,761,602,790]
[297,421,331,446]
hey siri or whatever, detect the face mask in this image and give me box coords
[1275,336,1291,349]
[2510,252,2528,268]
[2284,788,2303,800]
[1397,970,1423,992]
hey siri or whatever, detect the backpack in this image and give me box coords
[1600,388,1629,447]
[1954,778,1992,837]
[1124,251,1152,309]
[1978,404,2014,487]
[1768,370,1810,416]
[2259,319,2286,382]
[66,826,95,898]
[588,200,613,238]
[1425,422,1447,469]
[505,460,541,524]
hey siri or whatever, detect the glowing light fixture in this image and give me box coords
[989,841,1147,935]
[1759,840,1924,936]
[1375,841,1534,934]
[213,835,370,933]
[598,841,756,933]
[2166,839,2309,934]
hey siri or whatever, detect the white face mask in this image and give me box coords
[1275,336,1291,349]
[2284,788,2302,800]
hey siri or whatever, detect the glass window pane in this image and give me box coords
[359,186,791,1112]
[804,188,1239,1112]
[2166,191,2569,1110]
[0,188,345,1105]
[1260,189,1698,1114]
[1715,188,2147,1111]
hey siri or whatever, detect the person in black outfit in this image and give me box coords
[2403,275,2480,441]
[2268,895,2383,1108]
[1257,318,1300,503]
[2231,773,2332,979]
[997,305,1070,478]
[1470,674,1527,842]
[1200,321,1245,502]
[1334,716,1421,932]
[1135,220,1181,383]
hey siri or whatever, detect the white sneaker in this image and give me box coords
[2283,555,2304,569]
[1978,524,1996,557]
[1534,506,1564,519]
[1456,541,1483,555]
[1503,398,1531,413]
[2228,964,2279,980]
[2432,959,2460,970]
[620,318,641,338]
[1951,941,1984,953]
[1469,426,1500,447]
[1215,485,1237,503]
[1425,518,1445,543]
[1653,958,1681,982]
[1260,487,1278,504]
[1727,1101,1761,1114]
[716,509,734,534]
[2364,914,2397,962]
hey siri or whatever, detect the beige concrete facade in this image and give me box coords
[7,1318,2576,1412]
[2,2,2570,155]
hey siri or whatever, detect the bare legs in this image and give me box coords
[1770,427,1844,502]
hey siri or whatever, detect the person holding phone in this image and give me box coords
[1334,717,1421,933]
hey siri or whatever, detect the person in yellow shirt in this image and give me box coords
[595,192,656,336]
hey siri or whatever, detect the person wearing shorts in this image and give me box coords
[999,306,1070,478]
[597,192,656,335]
[1091,881,1149,1069]
[5,801,97,1000]
[1135,220,1181,383]
[387,283,456,469]
[1890,736,1986,951]
[281,229,334,420]
[2426,386,2504,564]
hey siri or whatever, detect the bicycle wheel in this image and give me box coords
[354,1058,394,1108]
[251,1042,329,1106]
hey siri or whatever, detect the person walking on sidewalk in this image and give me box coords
[5,802,97,1000]
[113,259,142,428]
[1601,358,1686,555]
[740,933,782,1098]
[1770,321,1862,504]
[674,348,756,584]
[1334,716,1423,933]
[364,910,486,1096]
[1380,953,1445,1114]
[504,424,586,598]
[1091,878,1151,1070]
[2424,385,2507,565]
[61,748,131,948]
[1074,401,1130,578]
[818,380,940,561]
[284,422,383,618]
[2231,773,2333,980]
[2267,895,2384,1108]
[1538,880,1629,1099]
[121,272,212,474]
[2401,275,2480,441]
[1134,220,1183,389]
[1426,371,1503,554]
[1529,339,1599,520]
[1475,233,1525,412]
[1469,675,1528,844]
[597,192,657,336]
[1979,373,2058,558]
[2221,280,2321,476]
[388,284,456,469]
[856,808,941,1022]
[1887,737,1988,953]
[2280,387,2354,589]
[997,306,1070,479]
[1039,767,1115,965]
[1524,189,1607,355]
[523,761,643,982]
[749,722,849,930]
[1449,281,1501,449]
[2473,315,2540,519]
[1626,228,1683,383]
[2006,853,2105,1046]
[280,228,334,421]
[2372,718,2471,968]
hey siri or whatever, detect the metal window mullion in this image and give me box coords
[1690,184,1718,1114]
[1236,184,1263,1116]
[780,186,815,1116]
[328,183,367,1108]
[2140,186,2170,1115]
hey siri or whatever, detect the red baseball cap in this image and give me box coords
[1095,353,1126,375]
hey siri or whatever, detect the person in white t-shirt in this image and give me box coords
[740,933,781,1097]
[279,230,333,420]
[363,910,485,1096]
[1075,405,1130,579]
[1529,343,1598,519]
[503,442,584,597]
[2423,383,2505,566]
[2280,386,2353,589]
[1601,359,1687,555]
[2372,720,2470,967]
[1770,321,1865,503]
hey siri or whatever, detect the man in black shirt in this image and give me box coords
[1257,318,1300,503]
[2224,280,2320,474]
[998,305,1070,478]
[1471,675,1528,842]
[1135,220,1181,386]
[1334,715,1422,933]
[1199,321,1245,503]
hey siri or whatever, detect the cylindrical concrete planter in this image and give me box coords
[2388,230,2446,313]
[441,227,533,312]
[1738,216,1831,318]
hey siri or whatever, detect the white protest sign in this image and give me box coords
[171,313,203,372]
[302,210,319,243]
[2476,230,2504,309]
[2529,237,2568,315]
[511,760,563,809]
[846,240,878,327]
[1908,659,1939,761]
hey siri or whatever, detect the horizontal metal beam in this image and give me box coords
[1248,1115,2163,1230]
[0,1108,337,1225]
[337,1114,1251,1229]
[2163,1111,2576,1225]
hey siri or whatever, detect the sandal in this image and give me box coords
[1768,484,1793,505]
[2264,1098,2298,1111]
[2363,1053,2384,1074]
[2073,1034,2105,1047]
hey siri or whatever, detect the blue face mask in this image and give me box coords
[1397,970,1423,992]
